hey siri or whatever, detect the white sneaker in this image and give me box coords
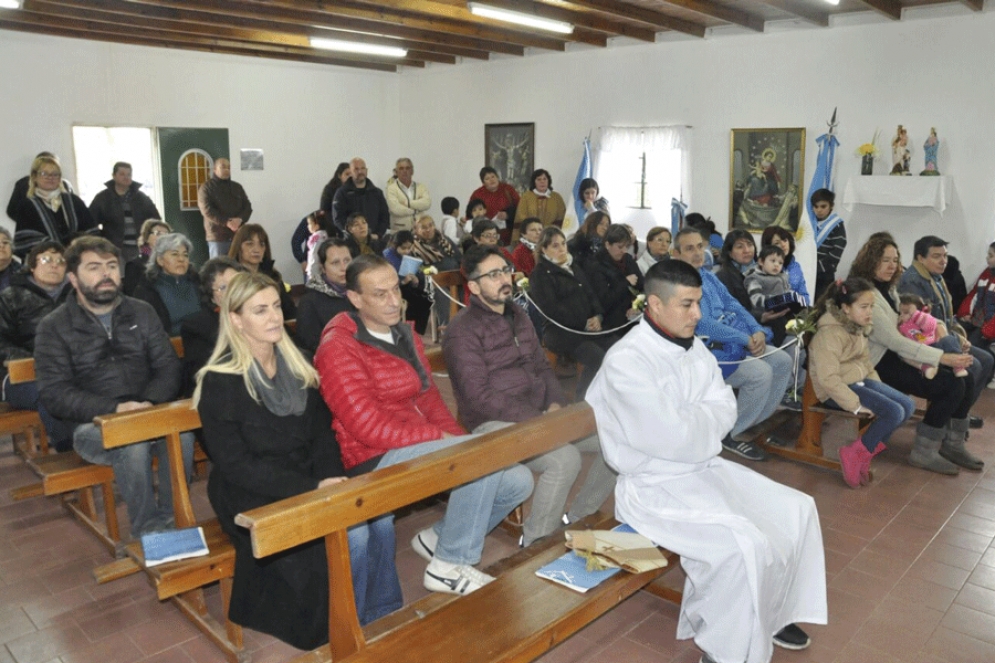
[411,527,438,562]
[423,559,495,595]
[987,377,995,389]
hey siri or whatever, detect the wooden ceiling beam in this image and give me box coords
[0,13,398,71]
[30,0,477,61]
[960,0,984,11]
[2,8,425,68]
[116,0,532,55]
[559,0,706,38]
[757,0,830,26]
[655,0,765,32]
[229,0,568,51]
[423,0,658,41]
[859,0,903,20]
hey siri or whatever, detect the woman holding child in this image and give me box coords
[847,237,980,475]
[194,271,401,650]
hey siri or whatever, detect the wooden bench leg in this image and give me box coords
[173,588,246,663]
[99,479,120,545]
[220,576,244,651]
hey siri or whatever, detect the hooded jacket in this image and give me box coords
[89,180,161,248]
[809,301,878,412]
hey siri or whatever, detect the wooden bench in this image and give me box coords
[236,403,682,663]
[428,270,463,342]
[764,375,875,475]
[91,399,243,663]
[1,357,50,458]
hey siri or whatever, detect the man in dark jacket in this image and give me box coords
[34,236,193,536]
[198,158,252,258]
[89,162,161,262]
[332,158,389,240]
[444,246,615,547]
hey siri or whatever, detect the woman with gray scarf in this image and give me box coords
[193,271,401,650]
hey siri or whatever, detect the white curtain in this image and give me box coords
[591,126,691,238]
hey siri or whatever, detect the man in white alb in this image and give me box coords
[585,259,827,663]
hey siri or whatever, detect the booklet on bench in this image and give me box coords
[535,548,623,593]
[141,526,209,567]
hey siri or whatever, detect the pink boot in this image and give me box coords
[839,438,873,488]
[860,442,886,486]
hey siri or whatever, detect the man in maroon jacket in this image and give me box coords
[315,254,533,596]
[444,246,615,547]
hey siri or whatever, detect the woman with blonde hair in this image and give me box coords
[193,271,401,650]
[11,155,96,258]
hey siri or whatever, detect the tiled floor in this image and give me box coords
[2,382,995,663]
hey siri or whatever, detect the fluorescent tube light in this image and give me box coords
[824,0,840,4]
[309,37,407,58]
[468,2,574,34]
[0,0,23,9]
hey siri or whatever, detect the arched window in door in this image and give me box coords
[178,149,213,210]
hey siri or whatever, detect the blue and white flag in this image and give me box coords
[572,138,592,225]
[671,198,688,237]
[806,132,839,236]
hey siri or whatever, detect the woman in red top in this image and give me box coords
[469,167,519,245]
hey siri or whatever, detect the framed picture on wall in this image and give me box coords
[485,123,534,194]
[729,127,805,235]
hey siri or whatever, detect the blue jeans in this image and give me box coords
[347,515,403,625]
[376,431,534,566]
[207,241,232,259]
[826,380,914,452]
[4,377,73,452]
[724,348,794,439]
[73,423,195,536]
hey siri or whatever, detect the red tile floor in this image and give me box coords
[2,380,995,663]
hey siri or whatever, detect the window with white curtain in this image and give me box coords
[591,126,690,238]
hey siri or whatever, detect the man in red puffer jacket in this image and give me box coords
[315,255,533,597]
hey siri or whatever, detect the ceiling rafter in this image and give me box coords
[757,0,830,26]
[654,0,766,32]
[33,0,489,61]
[0,11,398,72]
[238,0,575,50]
[859,0,904,20]
[960,0,984,10]
[559,0,706,38]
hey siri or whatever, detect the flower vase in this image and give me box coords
[861,155,874,175]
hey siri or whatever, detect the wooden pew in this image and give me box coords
[91,399,243,663]
[1,357,49,458]
[236,403,682,663]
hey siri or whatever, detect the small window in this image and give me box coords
[178,149,213,210]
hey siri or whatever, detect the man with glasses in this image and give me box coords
[35,236,194,537]
[444,245,615,547]
[315,254,533,596]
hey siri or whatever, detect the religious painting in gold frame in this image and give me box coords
[730,128,805,236]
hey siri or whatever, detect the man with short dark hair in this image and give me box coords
[671,227,793,461]
[89,162,161,262]
[35,236,193,536]
[315,254,533,596]
[899,235,993,442]
[198,158,252,258]
[587,259,826,663]
[444,246,615,547]
[332,158,390,240]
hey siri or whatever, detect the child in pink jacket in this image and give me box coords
[898,294,968,378]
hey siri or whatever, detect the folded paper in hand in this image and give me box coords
[565,523,668,574]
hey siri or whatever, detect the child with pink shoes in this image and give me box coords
[809,278,916,488]
[897,294,969,379]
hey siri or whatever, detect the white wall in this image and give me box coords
[0,30,400,282]
[399,7,995,283]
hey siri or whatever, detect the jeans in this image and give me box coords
[4,377,73,452]
[724,348,793,438]
[73,423,195,536]
[826,380,915,452]
[207,241,232,259]
[474,423,616,546]
[376,428,534,566]
[347,515,403,625]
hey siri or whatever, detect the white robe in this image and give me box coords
[585,319,827,663]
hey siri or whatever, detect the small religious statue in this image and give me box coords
[921,127,940,176]
[891,125,911,175]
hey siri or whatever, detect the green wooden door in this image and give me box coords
[156,128,229,266]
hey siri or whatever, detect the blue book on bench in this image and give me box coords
[535,549,622,593]
[141,526,209,567]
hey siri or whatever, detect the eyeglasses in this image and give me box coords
[473,266,513,281]
[38,255,66,266]
[37,171,61,179]
[149,229,169,237]
[480,232,499,240]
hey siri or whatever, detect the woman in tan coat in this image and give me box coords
[512,169,565,243]
[808,277,914,489]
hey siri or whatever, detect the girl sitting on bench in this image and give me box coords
[808,277,915,488]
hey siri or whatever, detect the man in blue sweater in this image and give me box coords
[672,227,793,461]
